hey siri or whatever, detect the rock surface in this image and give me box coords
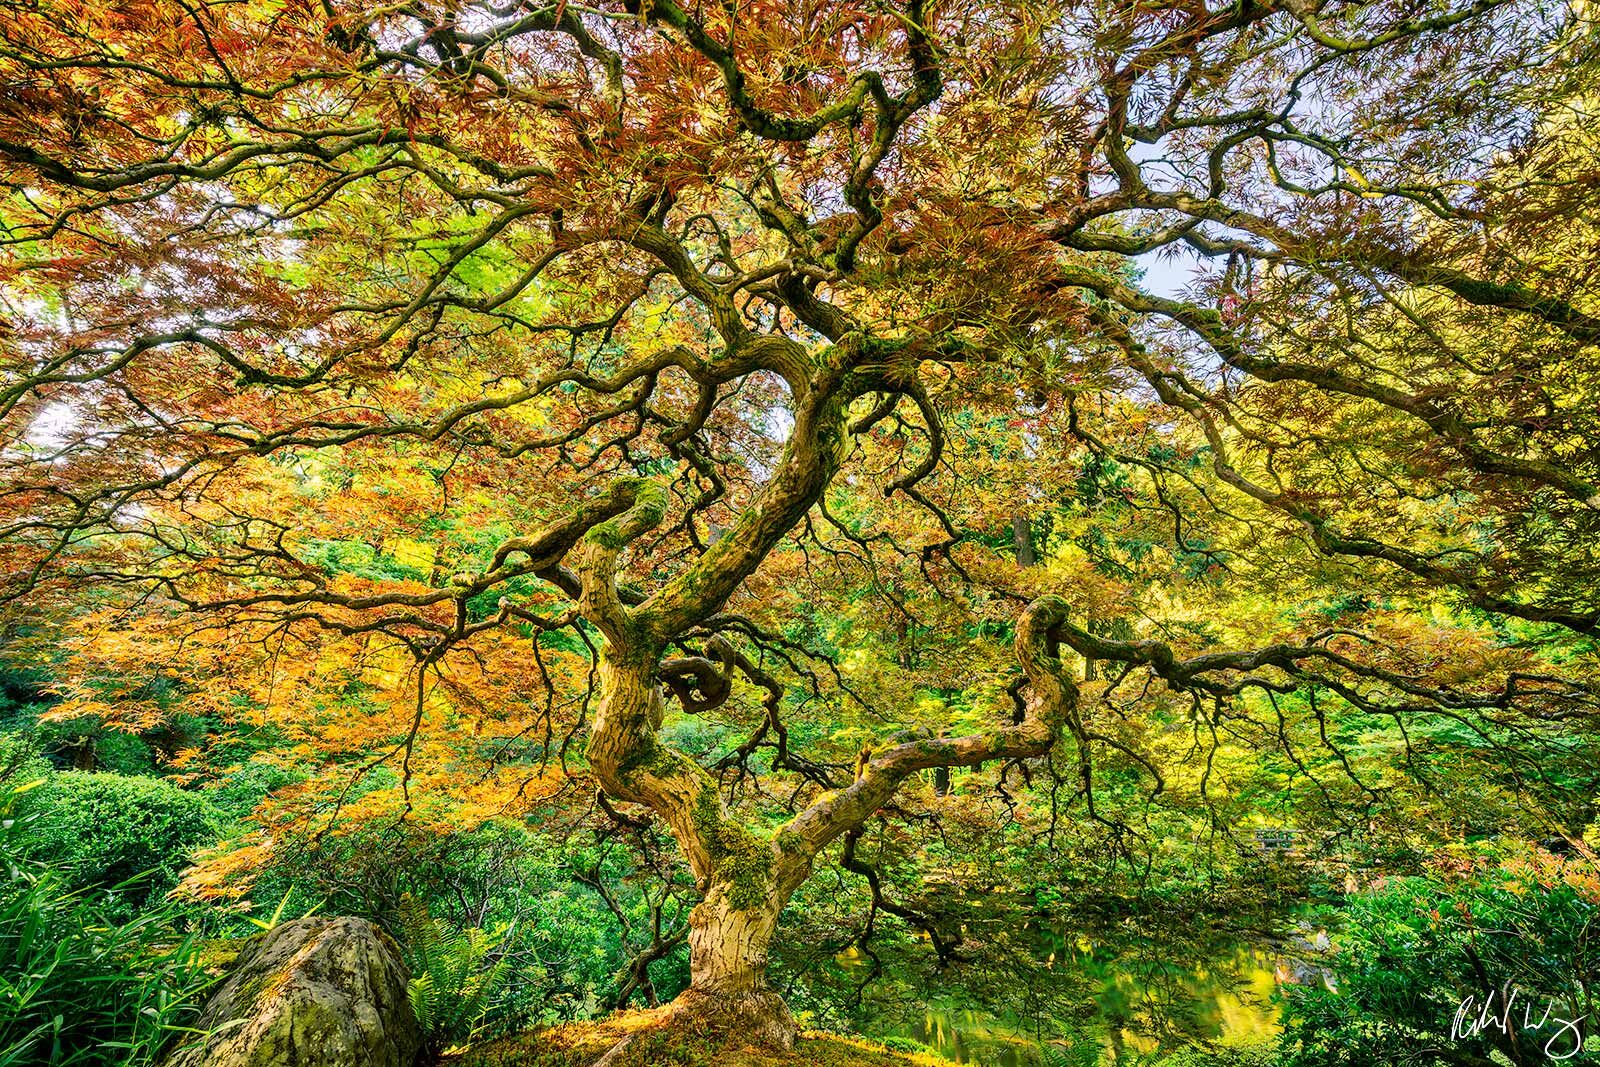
[165,916,420,1067]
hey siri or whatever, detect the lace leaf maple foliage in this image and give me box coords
[2,0,1598,1042]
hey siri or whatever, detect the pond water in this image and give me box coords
[884,929,1334,1066]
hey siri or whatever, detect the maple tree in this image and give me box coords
[2,0,1598,1047]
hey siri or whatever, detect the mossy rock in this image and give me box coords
[164,916,420,1067]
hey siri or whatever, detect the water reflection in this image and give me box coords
[906,1006,1049,1067]
[888,930,1333,1066]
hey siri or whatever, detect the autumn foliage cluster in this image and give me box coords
[1,0,1599,1058]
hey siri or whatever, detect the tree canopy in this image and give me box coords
[2,0,1598,1049]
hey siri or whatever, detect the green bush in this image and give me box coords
[1278,848,1599,1066]
[878,1036,935,1054]
[202,757,305,821]
[399,895,514,1055]
[0,735,49,785]
[0,780,215,1067]
[22,772,223,906]
[1149,1046,1280,1067]
[245,816,688,1026]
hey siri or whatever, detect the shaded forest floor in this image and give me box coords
[447,1008,945,1067]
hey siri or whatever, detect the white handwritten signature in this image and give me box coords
[1451,985,1588,1061]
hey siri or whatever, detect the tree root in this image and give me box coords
[588,1033,637,1067]
[663,985,799,1051]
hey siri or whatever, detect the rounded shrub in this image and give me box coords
[24,771,223,904]
[1,777,212,1067]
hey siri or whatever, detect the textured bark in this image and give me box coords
[587,646,800,1043]
[1012,513,1036,567]
[562,346,1081,1047]
[582,585,1079,1045]
[568,367,854,1045]
[686,892,780,996]
[670,891,795,1047]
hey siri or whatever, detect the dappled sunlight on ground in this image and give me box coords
[447,1011,949,1067]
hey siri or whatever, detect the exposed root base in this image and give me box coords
[661,987,799,1051]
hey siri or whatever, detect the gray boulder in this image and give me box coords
[165,916,420,1067]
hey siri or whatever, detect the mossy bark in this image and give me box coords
[588,645,801,1045]
[566,347,1080,1047]
[571,364,854,1046]
[674,888,795,1048]
[582,601,1080,1048]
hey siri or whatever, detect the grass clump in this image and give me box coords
[0,777,215,1067]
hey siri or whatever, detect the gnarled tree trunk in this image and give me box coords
[581,597,1080,1049]
[565,377,1080,1051]
[676,885,795,1047]
[586,637,804,1045]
